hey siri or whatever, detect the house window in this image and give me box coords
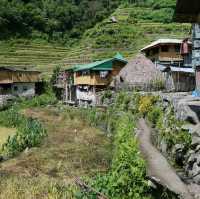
[82,70,90,76]
[13,86,18,91]
[152,48,159,55]
[175,45,180,52]
[23,86,28,91]
[100,71,109,79]
[161,46,169,52]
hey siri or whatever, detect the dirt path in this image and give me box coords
[137,118,193,199]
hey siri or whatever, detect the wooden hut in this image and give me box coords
[0,66,41,98]
[141,39,192,66]
[58,53,127,106]
[141,39,195,92]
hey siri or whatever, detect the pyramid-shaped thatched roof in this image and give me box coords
[115,54,164,89]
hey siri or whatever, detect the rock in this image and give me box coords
[160,139,168,155]
[147,180,157,189]
[193,163,200,184]
[187,152,197,164]
[192,136,200,148]
[191,124,200,137]
[185,152,197,174]
[175,150,185,166]
[24,147,30,154]
[195,145,200,153]
[175,144,184,151]
[181,124,195,133]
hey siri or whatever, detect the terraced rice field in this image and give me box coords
[0,6,191,76]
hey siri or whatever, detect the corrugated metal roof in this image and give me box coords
[0,66,40,73]
[156,64,168,72]
[170,67,195,73]
[70,53,127,72]
[141,39,192,52]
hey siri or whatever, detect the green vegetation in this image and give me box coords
[0,106,112,199]
[0,88,57,157]
[147,103,192,151]
[72,92,178,199]
[0,0,190,73]
[0,0,120,42]
[0,127,16,147]
[78,114,151,199]
[0,91,184,198]
[0,108,47,157]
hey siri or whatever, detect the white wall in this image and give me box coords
[11,83,36,97]
[76,87,96,105]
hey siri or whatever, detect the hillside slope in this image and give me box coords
[0,3,191,75]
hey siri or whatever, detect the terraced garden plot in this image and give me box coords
[0,107,112,199]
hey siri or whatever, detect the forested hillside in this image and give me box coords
[0,0,177,42]
[0,0,191,74]
[0,0,120,42]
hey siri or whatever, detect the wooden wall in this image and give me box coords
[74,60,126,86]
[0,70,40,84]
[74,73,111,85]
[0,71,13,84]
[145,44,184,62]
[166,72,195,91]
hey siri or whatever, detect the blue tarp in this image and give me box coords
[192,90,200,97]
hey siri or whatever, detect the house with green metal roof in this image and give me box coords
[61,53,127,106]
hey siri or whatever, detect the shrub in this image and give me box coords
[77,114,151,199]
[0,108,47,157]
[138,95,158,116]
[147,106,163,125]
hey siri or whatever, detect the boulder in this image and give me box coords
[191,124,200,137]
[195,145,200,153]
[193,162,200,184]
[192,136,200,148]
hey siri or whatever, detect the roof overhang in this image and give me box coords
[141,39,191,52]
[174,0,200,23]
[0,66,41,73]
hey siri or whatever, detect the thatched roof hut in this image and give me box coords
[114,54,164,90]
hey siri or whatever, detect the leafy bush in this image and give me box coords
[0,108,47,157]
[138,95,158,116]
[147,106,163,126]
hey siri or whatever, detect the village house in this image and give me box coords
[141,39,195,92]
[57,53,127,106]
[0,67,41,106]
[174,0,200,96]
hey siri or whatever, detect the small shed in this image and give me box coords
[164,66,195,92]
